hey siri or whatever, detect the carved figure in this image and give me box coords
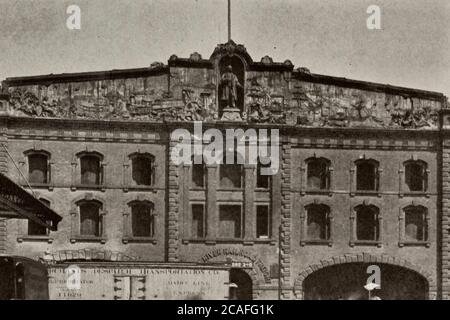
[220,65,242,109]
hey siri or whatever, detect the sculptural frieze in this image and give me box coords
[0,79,441,130]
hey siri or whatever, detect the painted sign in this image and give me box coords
[48,263,229,300]
[200,248,271,283]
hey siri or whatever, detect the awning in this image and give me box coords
[0,173,62,230]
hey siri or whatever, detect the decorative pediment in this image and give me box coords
[210,40,253,65]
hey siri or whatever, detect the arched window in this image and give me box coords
[191,156,206,188]
[78,152,103,186]
[404,160,428,192]
[306,204,331,240]
[25,150,50,184]
[355,159,379,191]
[306,157,330,190]
[130,153,155,186]
[404,205,428,242]
[256,158,271,189]
[220,151,243,189]
[130,201,154,237]
[79,200,102,237]
[355,205,380,241]
[27,198,51,236]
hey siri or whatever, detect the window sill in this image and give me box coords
[255,188,270,192]
[217,188,244,192]
[71,184,106,192]
[190,186,206,190]
[182,238,276,245]
[122,237,157,244]
[351,191,380,197]
[17,236,53,243]
[350,240,382,247]
[399,241,430,248]
[303,189,332,196]
[300,239,333,247]
[401,192,430,198]
[23,183,54,191]
[123,185,157,192]
[70,236,107,244]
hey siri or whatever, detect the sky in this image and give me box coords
[0,0,449,96]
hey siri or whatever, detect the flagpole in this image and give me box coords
[228,0,231,41]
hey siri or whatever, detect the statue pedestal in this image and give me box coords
[220,108,242,121]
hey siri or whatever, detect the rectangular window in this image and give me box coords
[307,159,329,190]
[81,156,101,185]
[405,162,427,192]
[256,205,271,238]
[220,164,243,188]
[257,162,270,189]
[356,161,378,191]
[405,207,428,242]
[192,163,205,188]
[28,199,51,236]
[131,203,154,237]
[356,206,379,241]
[306,205,330,240]
[191,204,206,238]
[80,202,101,236]
[28,220,48,236]
[28,154,48,184]
[131,157,153,186]
[219,205,242,238]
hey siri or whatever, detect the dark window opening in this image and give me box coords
[220,152,243,189]
[27,199,51,236]
[256,205,271,238]
[256,160,271,189]
[219,205,242,238]
[15,263,25,300]
[131,155,154,186]
[79,201,101,236]
[356,160,379,191]
[405,206,428,242]
[131,202,154,237]
[192,161,206,188]
[306,158,330,190]
[80,155,101,185]
[28,153,48,184]
[405,161,427,192]
[191,204,205,238]
[306,204,330,240]
[356,205,379,241]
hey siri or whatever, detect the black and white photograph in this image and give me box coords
[0,0,449,306]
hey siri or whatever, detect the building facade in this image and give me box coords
[0,40,448,299]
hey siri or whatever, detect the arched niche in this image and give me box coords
[218,55,245,116]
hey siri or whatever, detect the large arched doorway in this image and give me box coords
[229,268,253,300]
[303,263,428,300]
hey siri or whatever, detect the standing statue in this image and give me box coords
[220,65,242,109]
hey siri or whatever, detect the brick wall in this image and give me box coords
[441,138,450,299]
[0,126,8,253]
[280,139,292,299]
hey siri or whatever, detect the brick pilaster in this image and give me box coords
[167,139,180,262]
[280,139,292,299]
[441,141,450,299]
[0,127,8,253]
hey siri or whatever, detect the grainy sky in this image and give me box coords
[0,0,449,96]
